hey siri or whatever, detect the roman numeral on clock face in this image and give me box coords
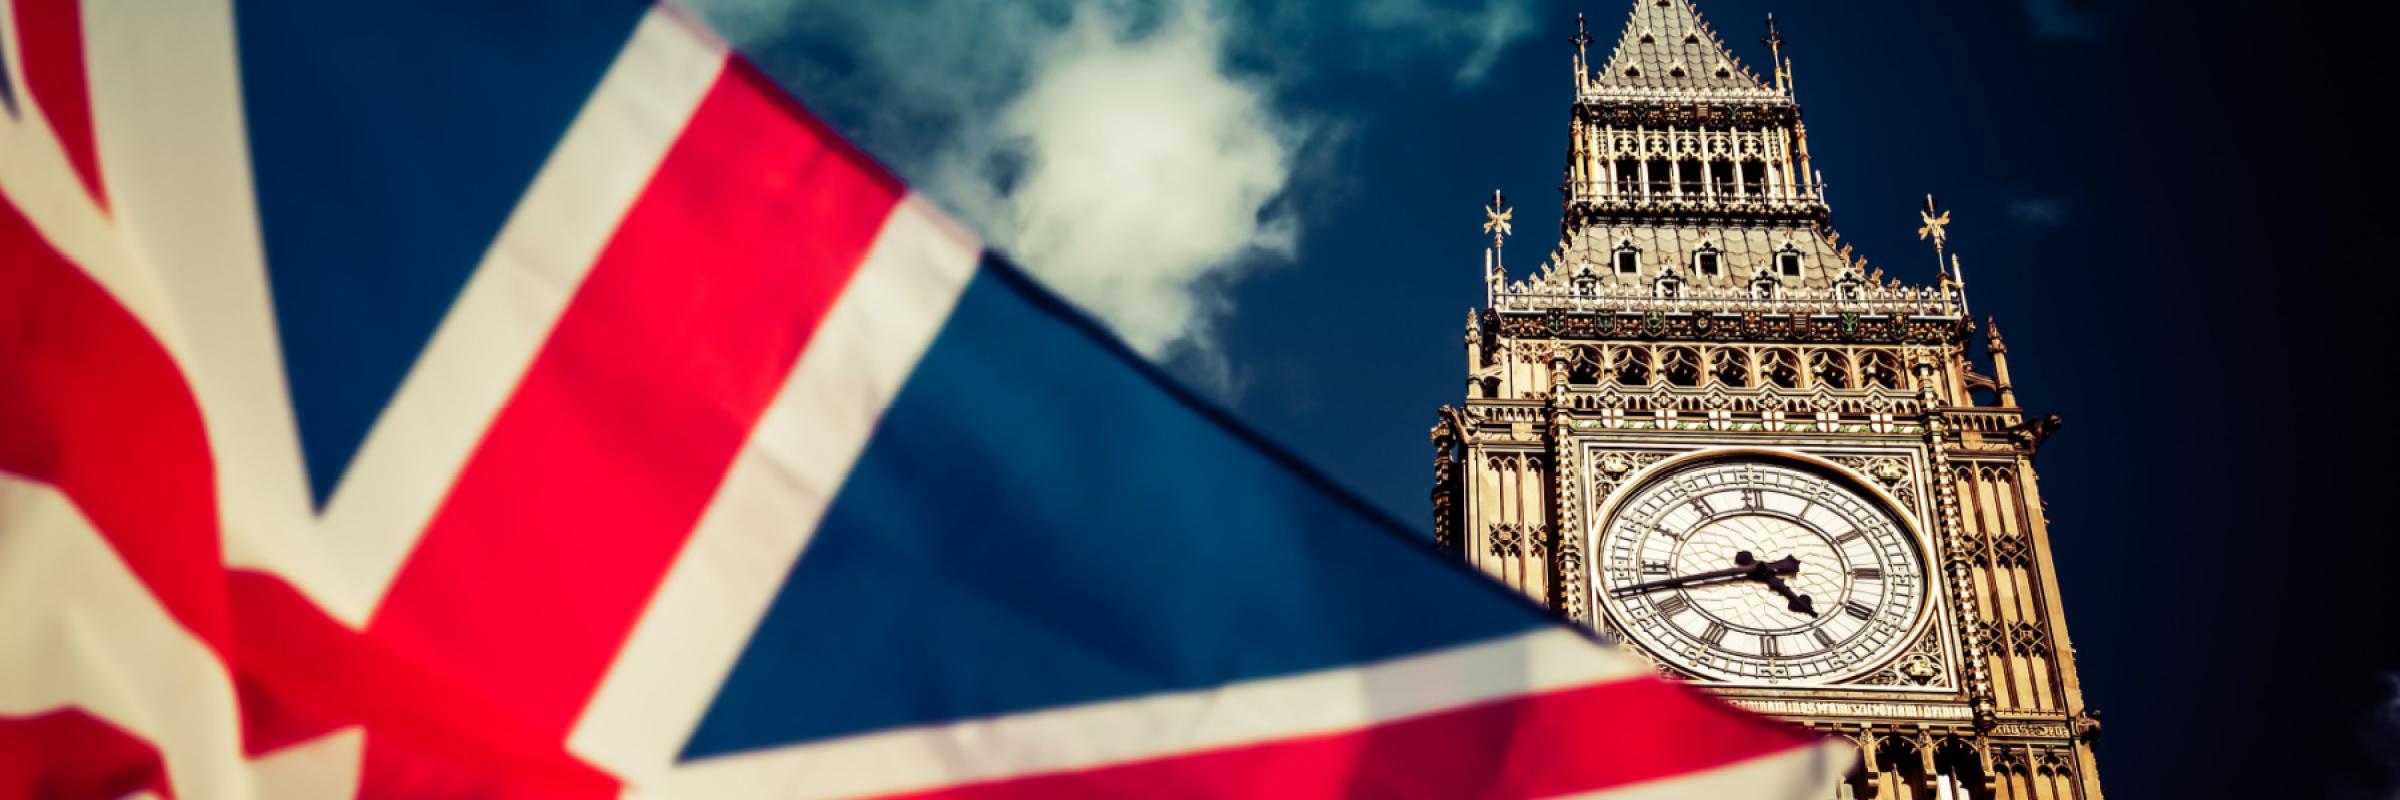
[1741,488,1763,509]
[1843,600,1876,620]
[1758,634,1780,658]
[1654,595,1692,616]
[1851,566,1884,580]
[1689,498,1713,518]
[1700,621,1728,646]
[1812,627,1837,648]
[1643,560,1671,575]
[1833,530,1864,546]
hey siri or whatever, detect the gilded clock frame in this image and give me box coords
[1582,444,1958,695]
[1584,444,1958,687]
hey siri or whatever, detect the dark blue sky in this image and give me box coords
[714,0,2393,795]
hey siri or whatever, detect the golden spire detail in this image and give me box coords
[1917,194,1953,252]
[1483,189,1513,300]
[1919,194,1971,317]
[1572,13,1593,92]
[1763,12,1787,92]
[1483,189,1514,245]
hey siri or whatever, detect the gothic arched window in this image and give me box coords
[1710,348,1750,387]
[1615,346,1653,386]
[1776,247,1804,277]
[1807,349,1852,389]
[1693,243,1721,276]
[1761,349,1803,389]
[1861,350,1903,390]
[1660,347,1702,387]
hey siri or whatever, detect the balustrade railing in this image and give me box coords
[1936,407,2026,433]
[1567,180,1822,208]
[1490,280,1959,317]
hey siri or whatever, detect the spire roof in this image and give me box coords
[1592,0,1769,93]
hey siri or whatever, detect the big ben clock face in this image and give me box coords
[1594,458,1927,684]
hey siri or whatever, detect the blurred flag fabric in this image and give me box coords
[0,1,1851,798]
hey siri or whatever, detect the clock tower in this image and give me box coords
[1429,3,2105,798]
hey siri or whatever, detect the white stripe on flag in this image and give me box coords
[309,6,728,624]
[247,726,365,800]
[1554,738,1854,800]
[623,627,1653,799]
[0,476,250,800]
[78,0,321,614]
[0,2,126,312]
[570,193,983,784]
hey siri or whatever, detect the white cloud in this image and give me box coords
[681,0,1542,393]
[934,1,1300,377]
[1350,0,1535,85]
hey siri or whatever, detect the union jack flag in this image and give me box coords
[0,1,1849,797]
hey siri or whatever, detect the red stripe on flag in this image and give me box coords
[876,677,1824,800]
[227,571,620,795]
[0,182,237,798]
[4,177,608,798]
[10,0,106,208]
[356,58,903,792]
[0,709,173,800]
[0,189,225,654]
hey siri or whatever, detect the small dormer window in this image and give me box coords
[1614,243,1641,274]
[1654,264,1684,299]
[1639,30,1656,43]
[1668,63,1687,78]
[1715,63,1733,79]
[1684,31,1700,44]
[1693,245,1721,276]
[1624,65,1642,77]
[1777,250,1803,277]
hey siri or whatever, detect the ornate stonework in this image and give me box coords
[1427,4,2105,797]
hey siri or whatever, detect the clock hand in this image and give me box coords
[1747,556,1818,617]
[1609,550,1798,597]
[1608,565,1752,596]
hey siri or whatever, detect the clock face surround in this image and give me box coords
[1593,457,1928,685]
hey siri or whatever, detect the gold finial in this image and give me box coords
[1571,13,1593,91]
[1916,193,1952,252]
[1920,195,1971,316]
[1482,190,1513,297]
[1483,189,1513,245]
[1763,13,1787,92]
